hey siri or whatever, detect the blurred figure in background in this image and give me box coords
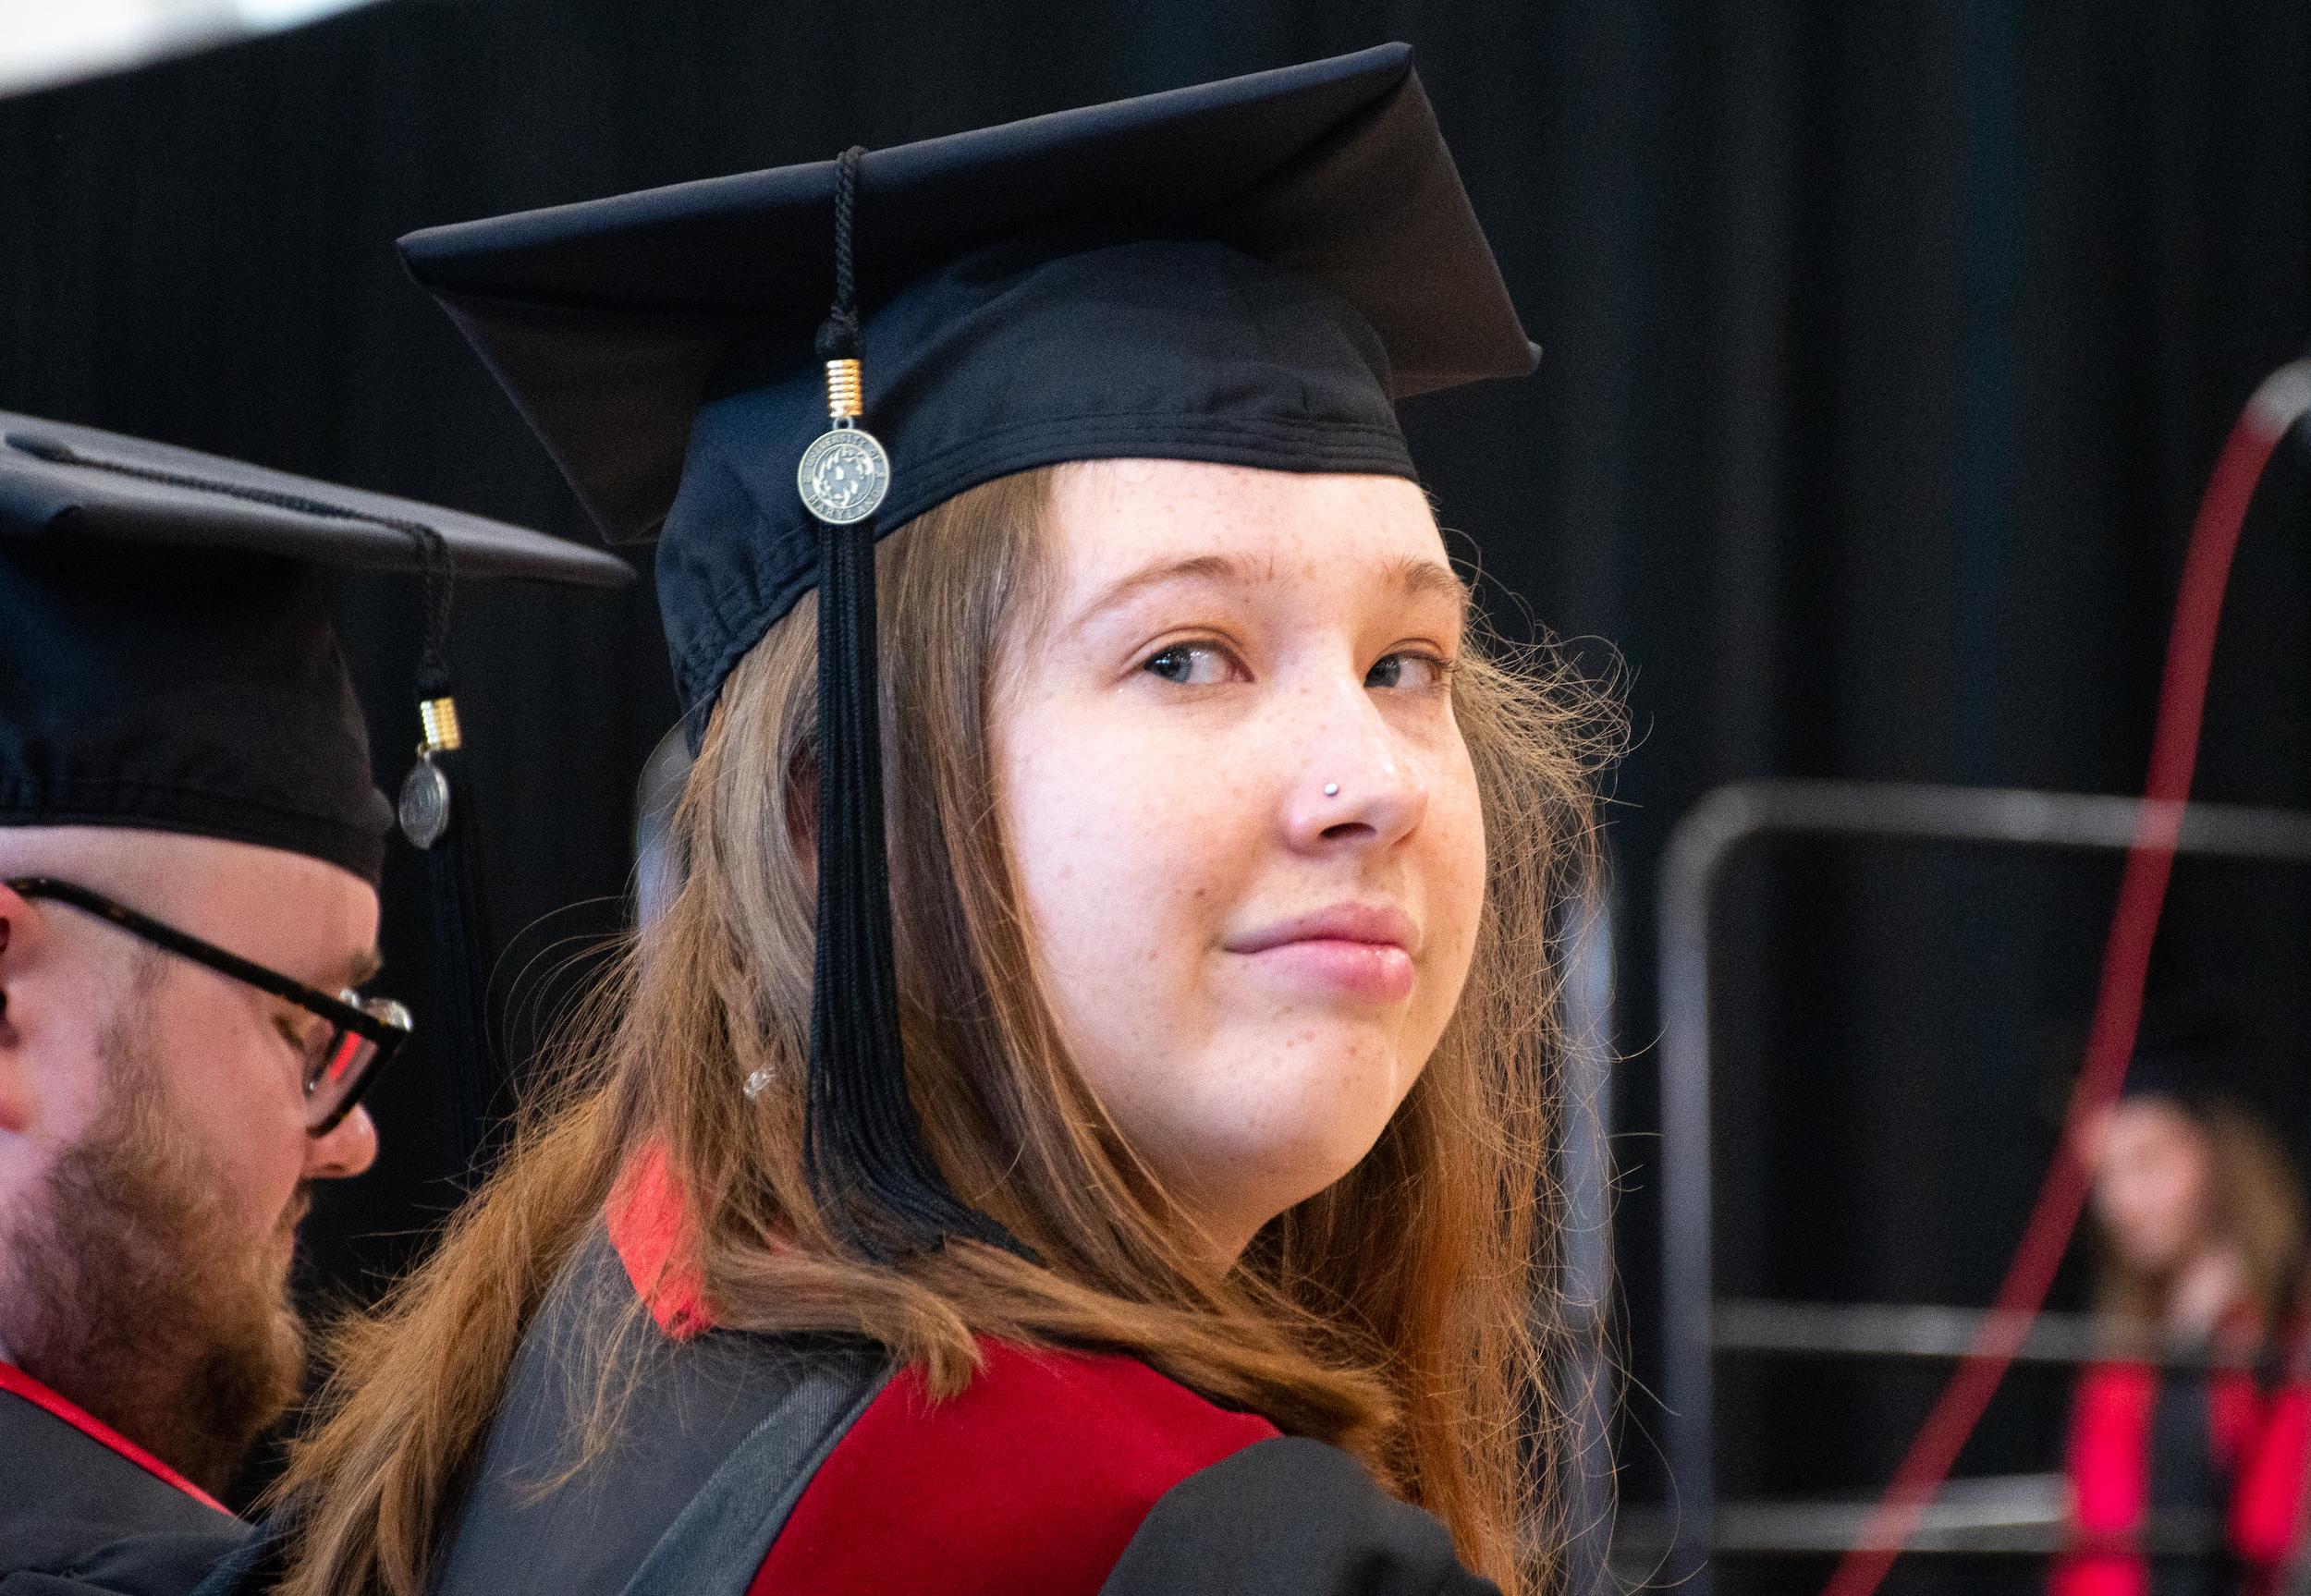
[2053,1000,2311,1596]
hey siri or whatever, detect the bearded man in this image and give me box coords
[0,415,628,1593]
[0,833,385,1591]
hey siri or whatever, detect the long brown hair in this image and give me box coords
[270,465,1616,1595]
[2097,1097,2309,1332]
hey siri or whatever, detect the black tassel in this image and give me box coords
[801,148,1028,1262]
[395,529,507,1181]
[418,745,503,1176]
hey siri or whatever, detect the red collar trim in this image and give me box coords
[0,1359,231,1515]
[605,1139,714,1339]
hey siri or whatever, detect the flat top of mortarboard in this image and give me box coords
[397,43,1537,547]
[0,412,632,587]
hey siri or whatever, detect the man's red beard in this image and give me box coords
[0,989,307,1497]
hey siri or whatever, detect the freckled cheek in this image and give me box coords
[1416,761,1488,993]
[1007,722,1244,947]
[1009,763,1253,1151]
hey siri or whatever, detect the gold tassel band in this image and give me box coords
[418,696,463,754]
[825,358,863,420]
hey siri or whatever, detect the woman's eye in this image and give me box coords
[1367,652,1452,692]
[1141,643,1238,687]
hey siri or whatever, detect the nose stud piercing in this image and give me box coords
[1323,783,1340,798]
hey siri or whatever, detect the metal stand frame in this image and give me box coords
[1656,779,2311,1591]
[1559,894,1619,1593]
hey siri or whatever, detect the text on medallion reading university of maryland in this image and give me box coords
[797,428,891,524]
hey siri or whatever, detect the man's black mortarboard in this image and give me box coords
[2036,987,2304,1153]
[0,413,631,1151]
[397,44,1536,1256]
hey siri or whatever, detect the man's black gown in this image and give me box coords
[0,1364,247,1596]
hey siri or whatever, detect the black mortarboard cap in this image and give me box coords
[397,45,1536,1256]
[0,413,631,1163]
[2036,985,2305,1157]
[0,413,630,877]
[2121,987,2299,1136]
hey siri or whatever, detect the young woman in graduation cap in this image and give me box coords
[262,47,1612,1596]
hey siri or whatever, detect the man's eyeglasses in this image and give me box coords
[6,876,411,1136]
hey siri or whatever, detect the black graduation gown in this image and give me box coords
[410,1237,1497,1595]
[348,1150,1501,1596]
[0,1364,247,1596]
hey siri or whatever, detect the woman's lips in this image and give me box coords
[1224,905,1419,1003]
[1239,938,1416,1002]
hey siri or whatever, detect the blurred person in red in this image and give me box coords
[2053,997,2311,1596]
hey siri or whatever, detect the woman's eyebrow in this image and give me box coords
[1387,556,1471,610]
[1069,551,1466,635]
[1070,552,1252,633]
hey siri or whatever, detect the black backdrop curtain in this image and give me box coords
[3,3,2306,1586]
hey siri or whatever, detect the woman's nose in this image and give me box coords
[304,1103,379,1180]
[1281,692,1429,854]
